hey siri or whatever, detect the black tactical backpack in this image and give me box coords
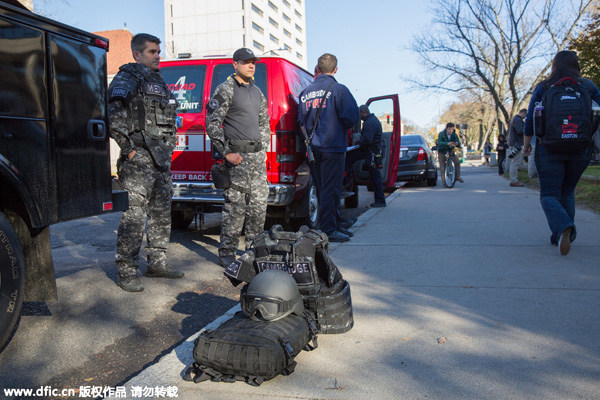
[539,77,593,152]
[184,311,318,386]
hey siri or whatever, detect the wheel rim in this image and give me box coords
[308,184,319,226]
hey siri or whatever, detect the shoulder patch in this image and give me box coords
[207,92,226,114]
[109,86,133,104]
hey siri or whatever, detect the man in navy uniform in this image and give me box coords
[298,53,359,242]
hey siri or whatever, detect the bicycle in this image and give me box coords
[431,145,461,188]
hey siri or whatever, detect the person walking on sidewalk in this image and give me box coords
[206,48,270,267]
[507,109,527,187]
[298,53,359,242]
[436,122,464,187]
[345,105,386,208]
[482,139,492,167]
[108,33,184,292]
[496,134,507,175]
[523,50,600,256]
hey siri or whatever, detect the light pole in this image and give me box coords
[262,47,286,56]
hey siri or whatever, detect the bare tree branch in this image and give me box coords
[405,0,594,148]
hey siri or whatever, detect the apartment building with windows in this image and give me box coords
[164,0,307,69]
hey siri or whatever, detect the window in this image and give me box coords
[295,9,302,18]
[283,0,290,7]
[269,17,278,28]
[253,40,265,51]
[0,20,46,118]
[211,63,268,101]
[161,65,207,113]
[270,34,279,44]
[295,23,302,32]
[252,22,264,33]
[251,3,263,16]
[296,38,302,46]
[296,52,303,60]
[283,13,291,22]
[284,44,291,51]
[296,0,302,4]
[283,28,291,38]
[268,1,278,11]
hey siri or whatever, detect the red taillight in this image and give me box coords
[94,38,109,50]
[103,202,113,211]
[276,132,295,163]
[417,147,428,161]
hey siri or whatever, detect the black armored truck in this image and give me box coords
[0,1,127,350]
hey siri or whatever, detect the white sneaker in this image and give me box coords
[558,227,572,256]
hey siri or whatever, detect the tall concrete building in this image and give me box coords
[164,0,307,69]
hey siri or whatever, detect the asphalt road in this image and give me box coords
[0,185,386,398]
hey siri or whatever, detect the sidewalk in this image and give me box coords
[120,162,600,400]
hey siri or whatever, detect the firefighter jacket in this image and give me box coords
[298,74,359,152]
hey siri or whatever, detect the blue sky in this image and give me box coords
[34,0,449,128]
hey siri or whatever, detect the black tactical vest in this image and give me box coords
[120,63,178,170]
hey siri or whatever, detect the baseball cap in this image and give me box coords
[233,48,261,62]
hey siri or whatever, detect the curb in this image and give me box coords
[110,305,241,396]
[112,188,404,394]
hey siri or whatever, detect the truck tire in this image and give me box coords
[344,183,359,209]
[0,211,25,352]
[171,210,194,230]
[291,179,319,230]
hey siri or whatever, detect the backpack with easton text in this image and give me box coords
[538,77,593,152]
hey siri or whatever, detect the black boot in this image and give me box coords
[118,273,144,292]
[145,264,185,279]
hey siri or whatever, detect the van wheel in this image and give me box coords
[291,179,319,230]
[171,210,194,230]
[0,211,25,353]
[344,183,359,209]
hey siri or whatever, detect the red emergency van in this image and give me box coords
[159,56,401,229]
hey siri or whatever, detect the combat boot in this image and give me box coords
[218,255,237,268]
[118,273,144,292]
[145,264,185,279]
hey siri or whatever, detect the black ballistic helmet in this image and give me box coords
[241,270,304,321]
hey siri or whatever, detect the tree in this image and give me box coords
[408,0,594,149]
[570,6,600,87]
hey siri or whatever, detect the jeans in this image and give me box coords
[509,147,524,183]
[535,144,592,244]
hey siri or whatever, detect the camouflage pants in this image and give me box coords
[116,148,173,276]
[220,151,268,258]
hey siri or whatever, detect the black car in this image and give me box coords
[396,134,438,186]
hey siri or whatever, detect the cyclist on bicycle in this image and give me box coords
[436,122,464,186]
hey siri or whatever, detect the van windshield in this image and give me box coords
[210,63,268,101]
[161,65,207,113]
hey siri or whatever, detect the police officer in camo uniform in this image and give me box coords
[108,33,184,292]
[206,48,270,267]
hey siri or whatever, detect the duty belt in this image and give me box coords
[229,140,262,153]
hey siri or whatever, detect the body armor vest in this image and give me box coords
[120,63,178,170]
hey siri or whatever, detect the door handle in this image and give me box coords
[88,119,106,141]
[1,133,14,140]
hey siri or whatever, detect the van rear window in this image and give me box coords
[210,63,268,101]
[161,65,207,113]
